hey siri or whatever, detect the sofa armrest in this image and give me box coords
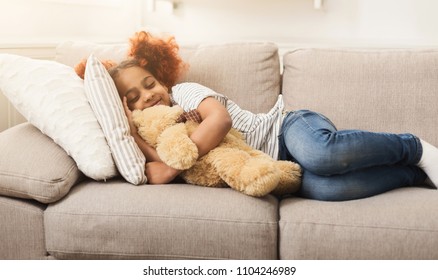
[0,123,83,203]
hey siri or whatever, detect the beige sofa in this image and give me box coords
[1,42,438,260]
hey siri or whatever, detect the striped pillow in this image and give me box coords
[84,54,147,185]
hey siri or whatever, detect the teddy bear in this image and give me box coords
[132,105,302,197]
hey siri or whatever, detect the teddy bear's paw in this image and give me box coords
[271,161,302,196]
[207,148,279,197]
[156,123,198,170]
[239,173,280,197]
[228,159,280,197]
[181,157,227,188]
[158,140,198,170]
[182,170,227,188]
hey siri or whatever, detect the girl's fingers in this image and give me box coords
[122,96,132,116]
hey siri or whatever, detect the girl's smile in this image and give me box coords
[114,66,171,111]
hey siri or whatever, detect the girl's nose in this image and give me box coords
[142,91,154,102]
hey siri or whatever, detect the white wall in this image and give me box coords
[145,0,438,47]
[0,0,143,45]
[2,0,438,49]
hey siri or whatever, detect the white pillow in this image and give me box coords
[0,54,117,181]
[84,54,147,185]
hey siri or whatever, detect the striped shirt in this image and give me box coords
[171,82,284,159]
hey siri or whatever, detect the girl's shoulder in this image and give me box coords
[171,82,217,95]
[171,82,227,110]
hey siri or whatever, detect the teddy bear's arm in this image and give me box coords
[156,123,199,170]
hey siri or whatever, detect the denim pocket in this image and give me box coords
[313,111,338,130]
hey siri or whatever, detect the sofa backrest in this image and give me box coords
[282,48,438,146]
[55,41,281,113]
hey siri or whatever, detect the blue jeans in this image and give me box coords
[278,110,427,201]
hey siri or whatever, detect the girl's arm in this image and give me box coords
[189,96,232,158]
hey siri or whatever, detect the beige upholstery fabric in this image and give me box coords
[55,42,281,114]
[0,195,48,259]
[282,48,438,146]
[279,187,438,259]
[0,123,83,203]
[281,48,438,259]
[45,180,278,259]
[179,43,281,113]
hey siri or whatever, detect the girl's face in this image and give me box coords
[114,66,171,111]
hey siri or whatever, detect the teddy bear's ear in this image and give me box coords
[169,105,184,118]
[132,109,149,129]
[131,110,141,123]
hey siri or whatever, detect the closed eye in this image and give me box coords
[126,90,139,103]
[129,95,139,103]
[142,76,155,89]
[145,81,156,89]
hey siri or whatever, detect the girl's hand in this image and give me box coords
[122,96,138,136]
[145,162,181,184]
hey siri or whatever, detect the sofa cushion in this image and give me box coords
[282,48,438,146]
[279,187,438,259]
[55,41,128,69]
[0,123,83,203]
[179,43,281,113]
[84,54,147,185]
[0,53,118,180]
[0,195,48,259]
[45,180,278,259]
[55,41,281,113]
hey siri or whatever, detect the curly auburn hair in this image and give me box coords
[74,59,117,80]
[127,31,187,89]
[74,31,187,90]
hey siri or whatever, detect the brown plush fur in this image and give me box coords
[132,105,302,197]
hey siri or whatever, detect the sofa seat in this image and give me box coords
[44,180,279,259]
[0,196,48,259]
[279,186,438,259]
